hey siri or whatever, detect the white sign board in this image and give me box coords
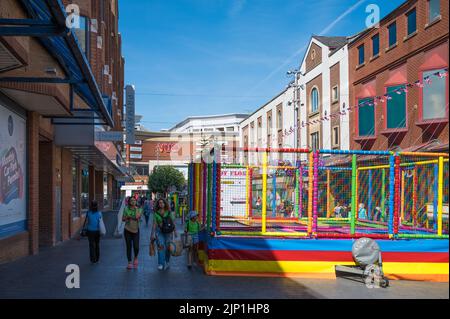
[125,85,135,145]
[220,168,247,217]
[0,104,27,238]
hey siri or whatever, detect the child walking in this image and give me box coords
[184,211,203,269]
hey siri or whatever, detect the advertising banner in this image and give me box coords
[220,168,246,217]
[0,104,27,238]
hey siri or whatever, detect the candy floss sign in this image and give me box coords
[220,168,247,218]
[0,104,27,238]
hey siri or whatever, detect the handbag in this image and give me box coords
[99,214,106,236]
[80,212,88,237]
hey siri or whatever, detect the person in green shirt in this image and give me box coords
[151,198,177,270]
[122,197,142,269]
[184,211,203,269]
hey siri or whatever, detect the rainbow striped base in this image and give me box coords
[199,237,449,282]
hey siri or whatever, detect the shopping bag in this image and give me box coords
[181,233,192,249]
[99,216,107,236]
[169,239,183,257]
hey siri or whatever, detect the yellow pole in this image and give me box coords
[401,170,405,222]
[245,166,250,218]
[438,156,444,235]
[308,152,313,234]
[262,151,268,233]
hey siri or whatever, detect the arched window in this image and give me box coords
[311,88,319,113]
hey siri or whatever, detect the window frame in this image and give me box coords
[418,67,449,124]
[357,44,365,66]
[371,33,380,58]
[383,83,408,132]
[406,8,417,36]
[310,131,320,151]
[427,0,441,24]
[310,87,320,114]
[74,15,90,61]
[355,96,377,139]
[387,22,397,48]
[332,126,340,148]
[332,85,339,103]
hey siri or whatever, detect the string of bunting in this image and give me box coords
[277,69,448,140]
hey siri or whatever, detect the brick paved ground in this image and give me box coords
[0,212,448,299]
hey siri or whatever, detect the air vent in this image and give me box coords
[0,41,22,72]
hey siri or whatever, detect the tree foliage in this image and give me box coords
[148,166,185,195]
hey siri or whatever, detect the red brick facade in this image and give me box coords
[349,0,449,151]
[0,1,124,263]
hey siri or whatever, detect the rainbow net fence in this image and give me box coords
[187,148,449,239]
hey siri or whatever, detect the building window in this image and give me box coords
[310,132,319,150]
[358,97,375,137]
[257,118,262,146]
[332,85,339,103]
[81,166,89,211]
[406,8,417,35]
[388,22,397,47]
[226,127,234,132]
[311,88,319,113]
[277,109,282,130]
[428,0,440,23]
[386,85,407,129]
[358,44,365,65]
[422,69,447,121]
[204,128,213,132]
[372,34,380,57]
[74,16,89,58]
[332,126,339,147]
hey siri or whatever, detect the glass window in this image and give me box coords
[311,88,319,113]
[81,166,89,210]
[407,9,417,35]
[429,0,440,22]
[388,22,397,47]
[277,110,282,128]
[332,86,339,102]
[74,16,89,57]
[358,97,375,136]
[333,127,339,146]
[226,127,234,132]
[372,34,380,57]
[386,85,407,129]
[358,44,365,65]
[422,69,447,120]
[310,132,319,150]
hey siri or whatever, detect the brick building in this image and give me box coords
[0,0,126,263]
[349,0,448,151]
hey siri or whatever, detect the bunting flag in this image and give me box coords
[277,69,448,139]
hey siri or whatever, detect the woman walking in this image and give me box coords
[86,200,102,264]
[123,197,142,269]
[151,198,177,270]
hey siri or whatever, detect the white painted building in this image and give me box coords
[168,113,248,134]
[296,36,350,153]
[239,86,297,165]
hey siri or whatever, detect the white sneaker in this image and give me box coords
[157,265,164,270]
[165,262,170,270]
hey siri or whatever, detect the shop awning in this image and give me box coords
[0,0,114,126]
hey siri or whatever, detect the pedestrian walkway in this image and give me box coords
[0,214,448,299]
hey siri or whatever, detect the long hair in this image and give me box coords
[155,198,170,212]
[90,200,98,212]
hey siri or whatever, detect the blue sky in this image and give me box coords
[119,0,405,131]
